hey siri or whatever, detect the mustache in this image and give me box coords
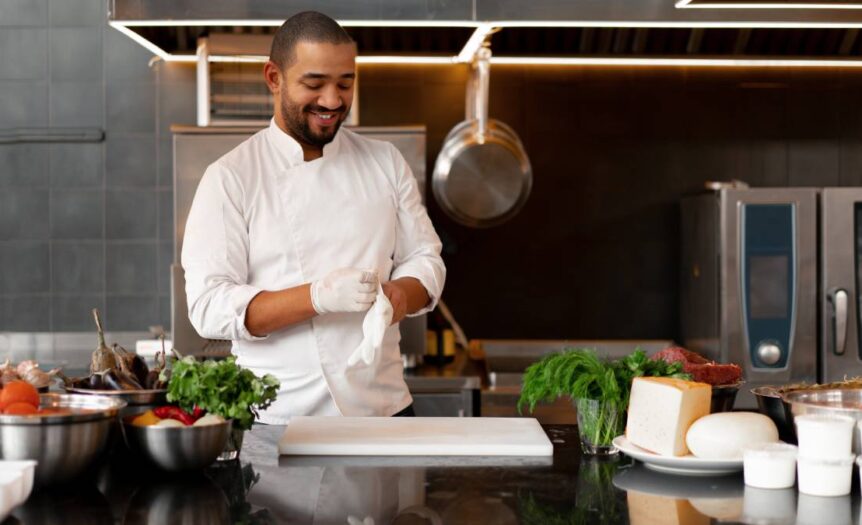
[304,104,346,114]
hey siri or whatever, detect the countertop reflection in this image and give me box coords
[3,424,860,524]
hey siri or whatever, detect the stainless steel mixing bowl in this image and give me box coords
[782,388,862,453]
[122,418,232,471]
[0,394,126,486]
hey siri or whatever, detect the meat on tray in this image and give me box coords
[651,346,742,386]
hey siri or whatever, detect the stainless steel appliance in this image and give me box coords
[171,125,428,365]
[681,187,862,407]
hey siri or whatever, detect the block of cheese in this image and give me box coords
[626,377,711,456]
[627,492,709,525]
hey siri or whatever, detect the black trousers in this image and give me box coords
[392,404,415,417]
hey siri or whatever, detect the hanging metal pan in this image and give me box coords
[432,47,532,228]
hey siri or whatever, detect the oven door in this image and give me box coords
[820,188,862,382]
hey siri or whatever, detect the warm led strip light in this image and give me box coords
[109,20,862,67]
[113,19,482,28]
[676,0,862,8]
[492,56,862,66]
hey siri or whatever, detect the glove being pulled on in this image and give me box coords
[311,268,378,315]
[347,284,393,367]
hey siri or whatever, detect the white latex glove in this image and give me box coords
[347,284,392,367]
[347,516,375,525]
[311,268,378,314]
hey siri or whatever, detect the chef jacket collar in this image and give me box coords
[266,118,341,169]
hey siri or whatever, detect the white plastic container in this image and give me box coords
[743,443,798,489]
[797,454,855,497]
[794,415,855,459]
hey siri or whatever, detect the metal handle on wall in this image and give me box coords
[474,46,491,143]
[831,288,848,356]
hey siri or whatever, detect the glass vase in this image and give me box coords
[575,398,623,456]
[218,427,245,462]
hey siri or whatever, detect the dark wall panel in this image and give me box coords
[359,64,861,341]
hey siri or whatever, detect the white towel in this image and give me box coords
[347,284,393,367]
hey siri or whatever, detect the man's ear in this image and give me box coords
[263,60,282,94]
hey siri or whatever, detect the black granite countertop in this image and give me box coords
[2,424,856,524]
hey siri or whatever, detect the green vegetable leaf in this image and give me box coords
[165,356,279,431]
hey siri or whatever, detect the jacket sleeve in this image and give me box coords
[181,163,266,341]
[387,144,447,316]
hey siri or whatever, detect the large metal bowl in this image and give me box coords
[122,418,232,471]
[781,388,862,453]
[63,386,167,407]
[0,394,126,486]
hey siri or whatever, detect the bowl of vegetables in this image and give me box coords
[122,407,231,471]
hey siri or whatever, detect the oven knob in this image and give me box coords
[756,342,782,365]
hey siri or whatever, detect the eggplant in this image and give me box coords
[130,354,150,386]
[89,372,105,390]
[102,370,141,390]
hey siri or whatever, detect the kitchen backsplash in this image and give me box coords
[2,0,862,340]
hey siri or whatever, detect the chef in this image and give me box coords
[182,11,446,423]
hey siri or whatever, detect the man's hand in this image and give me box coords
[310,268,378,314]
[382,281,407,325]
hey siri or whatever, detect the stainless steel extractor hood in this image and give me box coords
[108,0,862,66]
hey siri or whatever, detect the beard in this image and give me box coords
[280,91,348,148]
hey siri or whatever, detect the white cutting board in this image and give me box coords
[278,416,553,456]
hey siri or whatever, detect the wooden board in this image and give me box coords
[278,416,553,456]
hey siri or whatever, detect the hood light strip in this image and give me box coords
[109,21,862,68]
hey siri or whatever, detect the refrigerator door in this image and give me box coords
[820,188,862,382]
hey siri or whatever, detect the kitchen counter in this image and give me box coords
[3,423,843,524]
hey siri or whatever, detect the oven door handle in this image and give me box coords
[830,288,849,356]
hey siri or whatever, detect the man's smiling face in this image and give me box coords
[277,41,356,149]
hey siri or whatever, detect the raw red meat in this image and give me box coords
[651,346,742,386]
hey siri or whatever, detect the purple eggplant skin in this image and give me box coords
[102,370,131,390]
[130,355,150,386]
[88,373,105,390]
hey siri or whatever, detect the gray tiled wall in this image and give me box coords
[0,0,194,332]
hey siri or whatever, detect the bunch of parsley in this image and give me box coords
[163,356,279,431]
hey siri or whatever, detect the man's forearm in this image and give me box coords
[244,284,317,337]
[391,277,431,314]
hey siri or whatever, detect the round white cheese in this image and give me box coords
[686,412,778,459]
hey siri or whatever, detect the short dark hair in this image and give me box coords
[269,11,355,69]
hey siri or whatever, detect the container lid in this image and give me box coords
[743,442,798,459]
[797,454,856,466]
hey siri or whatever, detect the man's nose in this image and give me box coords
[317,86,342,111]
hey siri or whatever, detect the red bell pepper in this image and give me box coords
[153,405,196,426]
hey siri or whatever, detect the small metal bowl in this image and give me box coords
[122,418,232,471]
[781,388,862,453]
[0,394,126,486]
[752,386,795,442]
[711,382,743,413]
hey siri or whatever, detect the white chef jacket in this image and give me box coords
[182,119,446,423]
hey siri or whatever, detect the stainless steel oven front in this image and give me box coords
[681,188,818,407]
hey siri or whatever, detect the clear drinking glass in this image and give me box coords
[575,398,623,456]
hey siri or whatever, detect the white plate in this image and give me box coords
[613,436,743,476]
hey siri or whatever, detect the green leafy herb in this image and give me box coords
[517,348,690,414]
[517,348,690,449]
[163,356,279,431]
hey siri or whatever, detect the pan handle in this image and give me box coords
[474,46,491,143]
